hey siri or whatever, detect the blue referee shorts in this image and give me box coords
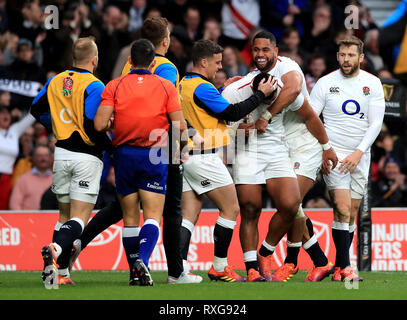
[113,145,168,196]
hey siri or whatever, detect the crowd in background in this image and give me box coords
[0,0,406,210]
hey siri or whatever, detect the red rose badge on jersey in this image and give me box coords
[62,77,74,97]
[363,86,370,96]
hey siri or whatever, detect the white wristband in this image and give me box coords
[261,110,273,121]
[321,141,332,151]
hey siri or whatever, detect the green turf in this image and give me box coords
[0,270,406,300]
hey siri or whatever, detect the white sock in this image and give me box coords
[213,256,228,272]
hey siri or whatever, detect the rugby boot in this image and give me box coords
[167,271,203,284]
[208,265,246,282]
[331,267,342,281]
[41,244,59,289]
[340,266,363,282]
[247,268,266,282]
[57,274,75,285]
[132,259,154,286]
[257,254,273,281]
[271,263,298,282]
[305,262,335,282]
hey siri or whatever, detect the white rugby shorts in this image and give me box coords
[323,149,370,199]
[182,153,233,195]
[287,131,323,181]
[52,147,103,204]
[232,135,296,185]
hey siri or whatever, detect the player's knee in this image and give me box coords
[279,198,301,221]
[240,202,261,221]
[332,202,351,222]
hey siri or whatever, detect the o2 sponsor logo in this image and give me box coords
[342,100,364,119]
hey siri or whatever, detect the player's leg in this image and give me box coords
[162,163,184,279]
[294,175,332,281]
[179,187,203,272]
[206,184,245,282]
[258,177,301,281]
[79,197,124,250]
[349,198,361,249]
[118,191,148,285]
[236,184,265,281]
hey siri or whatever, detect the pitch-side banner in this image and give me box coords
[0,209,406,271]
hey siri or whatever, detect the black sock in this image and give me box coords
[213,222,234,258]
[259,243,275,257]
[284,245,300,267]
[305,242,328,267]
[304,219,328,267]
[54,219,83,255]
[80,199,123,249]
[332,224,350,269]
[349,227,355,250]
[179,225,192,261]
[244,260,259,273]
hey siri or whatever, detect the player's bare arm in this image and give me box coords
[255,70,302,134]
[94,104,114,132]
[294,98,338,174]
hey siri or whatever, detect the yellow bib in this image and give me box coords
[47,70,100,145]
[179,75,230,151]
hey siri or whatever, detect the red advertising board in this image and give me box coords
[0,209,406,271]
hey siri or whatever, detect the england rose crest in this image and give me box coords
[363,86,370,96]
[62,77,74,97]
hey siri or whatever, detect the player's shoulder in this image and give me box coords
[359,70,382,84]
[315,69,340,85]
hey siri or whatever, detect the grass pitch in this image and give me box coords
[0,270,406,300]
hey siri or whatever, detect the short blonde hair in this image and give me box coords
[338,35,364,55]
[72,37,98,65]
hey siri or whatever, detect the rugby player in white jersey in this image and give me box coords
[248,31,340,282]
[222,31,337,282]
[310,35,385,281]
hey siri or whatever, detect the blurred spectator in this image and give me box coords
[164,0,194,26]
[353,4,378,43]
[372,158,407,207]
[178,6,202,42]
[318,27,350,73]
[0,90,10,106]
[2,37,44,68]
[17,125,34,160]
[0,38,46,111]
[97,5,131,83]
[377,68,394,80]
[221,0,260,50]
[95,166,116,209]
[302,4,333,53]
[166,26,191,77]
[202,17,221,44]
[372,130,404,182]
[44,3,100,72]
[281,26,308,69]
[213,69,227,91]
[0,0,8,34]
[11,128,34,188]
[260,0,310,41]
[305,53,327,93]
[128,0,147,33]
[364,29,384,73]
[222,45,248,78]
[9,144,53,210]
[0,106,35,209]
[17,0,45,45]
